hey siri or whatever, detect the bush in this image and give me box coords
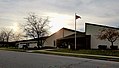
[98,45,107,50]
[110,46,118,50]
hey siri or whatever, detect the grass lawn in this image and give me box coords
[1,47,119,62]
[1,47,119,57]
[0,47,26,52]
[33,48,119,62]
[50,48,119,57]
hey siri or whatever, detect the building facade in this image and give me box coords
[44,28,75,47]
[85,23,119,49]
[15,23,119,49]
[44,27,90,49]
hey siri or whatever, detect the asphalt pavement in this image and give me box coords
[0,50,119,68]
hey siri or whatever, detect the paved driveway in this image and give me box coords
[0,50,119,68]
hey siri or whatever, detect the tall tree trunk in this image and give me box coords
[111,41,114,46]
[37,34,40,49]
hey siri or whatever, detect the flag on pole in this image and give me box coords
[76,15,81,19]
[75,13,81,50]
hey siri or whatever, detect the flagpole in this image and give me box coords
[75,13,76,50]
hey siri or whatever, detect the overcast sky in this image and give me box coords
[0,0,119,34]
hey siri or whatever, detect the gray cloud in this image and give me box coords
[0,0,119,33]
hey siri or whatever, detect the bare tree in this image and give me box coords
[23,13,50,48]
[12,33,24,41]
[0,30,6,42]
[5,30,13,42]
[0,28,13,42]
[97,28,119,46]
[0,28,13,47]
